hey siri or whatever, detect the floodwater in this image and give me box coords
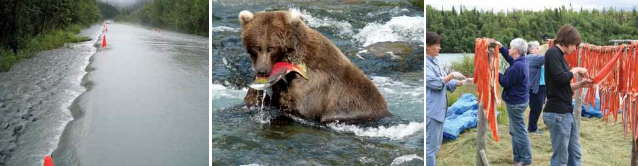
[52,23,208,166]
[0,25,102,166]
[212,0,425,165]
[0,23,208,165]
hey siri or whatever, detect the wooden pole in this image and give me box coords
[479,149,490,166]
[574,44,583,127]
[633,99,638,166]
[609,40,638,45]
[476,47,494,166]
[476,103,489,166]
[632,139,638,166]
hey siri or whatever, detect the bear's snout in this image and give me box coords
[256,67,270,77]
[255,63,272,77]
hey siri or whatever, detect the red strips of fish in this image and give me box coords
[474,38,500,142]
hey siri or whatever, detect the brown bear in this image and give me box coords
[239,9,391,123]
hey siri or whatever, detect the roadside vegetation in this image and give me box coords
[0,0,101,72]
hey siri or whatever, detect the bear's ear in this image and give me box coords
[239,10,254,26]
[287,9,302,26]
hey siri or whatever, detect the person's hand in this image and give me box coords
[578,68,588,75]
[460,78,475,86]
[570,67,587,75]
[580,78,594,87]
[449,72,466,80]
[490,39,502,48]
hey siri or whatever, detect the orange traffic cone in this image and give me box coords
[105,26,108,32]
[44,155,54,166]
[101,34,107,48]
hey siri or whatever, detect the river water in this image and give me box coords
[212,0,425,165]
[0,23,208,165]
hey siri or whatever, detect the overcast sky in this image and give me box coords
[100,0,146,8]
[427,0,638,12]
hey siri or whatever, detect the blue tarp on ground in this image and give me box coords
[579,93,603,118]
[443,93,478,140]
[576,93,623,118]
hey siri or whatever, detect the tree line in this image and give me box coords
[117,0,209,36]
[426,4,638,53]
[98,1,120,19]
[0,0,102,71]
[0,0,101,53]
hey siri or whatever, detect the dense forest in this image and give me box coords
[97,1,120,19]
[0,0,102,71]
[118,0,208,36]
[0,0,101,51]
[426,5,638,53]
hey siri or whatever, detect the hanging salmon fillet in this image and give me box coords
[592,45,625,84]
[474,38,500,142]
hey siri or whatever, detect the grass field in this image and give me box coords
[438,86,633,166]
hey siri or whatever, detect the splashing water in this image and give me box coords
[327,122,424,140]
[257,91,269,123]
[390,154,424,166]
[260,91,266,112]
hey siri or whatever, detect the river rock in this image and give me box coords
[349,41,423,75]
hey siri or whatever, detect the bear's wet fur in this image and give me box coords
[239,9,391,123]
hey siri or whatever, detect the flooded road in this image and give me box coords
[0,25,102,166]
[212,0,424,165]
[0,23,207,165]
[51,23,208,166]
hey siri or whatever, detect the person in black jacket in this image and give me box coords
[543,24,593,166]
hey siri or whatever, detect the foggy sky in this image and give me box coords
[100,0,148,8]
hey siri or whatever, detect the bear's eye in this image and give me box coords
[268,47,275,52]
[251,46,260,52]
[287,48,295,53]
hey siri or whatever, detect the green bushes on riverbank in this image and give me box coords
[0,0,101,72]
[449,53,475,77]
[0,25,90,71]
[447,55,509,124]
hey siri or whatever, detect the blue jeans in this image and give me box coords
[507,102,532,164]
[426,117,444,166]
[543,112,581,166]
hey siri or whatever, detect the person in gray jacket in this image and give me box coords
[425,32,471,166]
[526,41,546,134]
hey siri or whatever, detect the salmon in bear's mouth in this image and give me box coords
[249,62,308,91]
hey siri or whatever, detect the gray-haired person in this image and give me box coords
[494,38,532,166]
[526,41,546,134]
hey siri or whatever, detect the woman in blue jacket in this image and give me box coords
[495,38,532,166]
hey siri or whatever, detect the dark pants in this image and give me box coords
[528,85,546,132]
